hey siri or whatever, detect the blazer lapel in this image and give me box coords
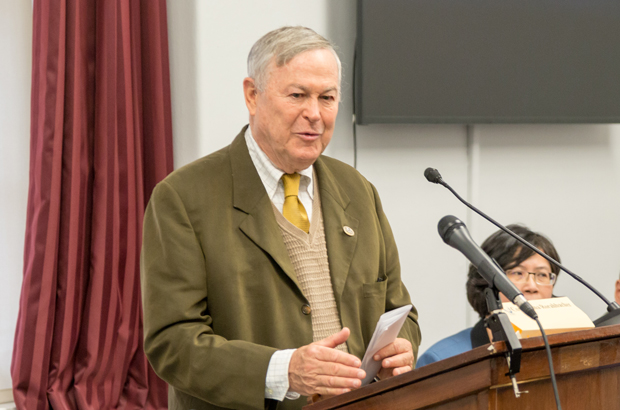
[314,157,359,312]
[229,130,301,291]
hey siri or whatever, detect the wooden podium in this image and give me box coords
[305,324,620,410]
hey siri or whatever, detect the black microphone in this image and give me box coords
[424,167,443,185]
[426,167,620,326]
[438,215,538,320]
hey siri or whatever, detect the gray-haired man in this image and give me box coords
[141,26,421,410]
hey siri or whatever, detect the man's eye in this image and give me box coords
[538,273,550,279]
[321,95,335,101]
[290,93,302,98]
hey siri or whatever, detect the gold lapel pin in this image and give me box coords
[343,226,355,237]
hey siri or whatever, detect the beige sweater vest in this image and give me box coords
[273,184,348,353]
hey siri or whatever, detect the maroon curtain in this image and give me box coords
[12,1,173,409]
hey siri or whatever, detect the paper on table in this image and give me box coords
[501,296,594,338]
[360,304,413,386]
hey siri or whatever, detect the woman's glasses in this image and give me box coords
[505,269,556,286]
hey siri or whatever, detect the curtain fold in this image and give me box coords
[12,1,173,409]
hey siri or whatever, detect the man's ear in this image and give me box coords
[615,279,620,304]
[243,77,258,116]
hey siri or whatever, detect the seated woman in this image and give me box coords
[416,224,561,368]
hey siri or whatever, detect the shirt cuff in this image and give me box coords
[265,349,301,401]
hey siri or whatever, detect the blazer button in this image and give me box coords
[301,304,312,315]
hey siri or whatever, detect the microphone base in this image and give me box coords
[593,308,620,327]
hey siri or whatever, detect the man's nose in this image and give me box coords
[302,98,321,122]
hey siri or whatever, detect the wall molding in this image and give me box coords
[0,389,13,404]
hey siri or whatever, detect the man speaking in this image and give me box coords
[141,26,421,410]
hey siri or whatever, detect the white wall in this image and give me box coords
[0,0,32,390]
[167,0,620,357]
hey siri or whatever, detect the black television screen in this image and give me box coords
[355,0,620,124]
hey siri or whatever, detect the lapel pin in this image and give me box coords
[343,226,355,237]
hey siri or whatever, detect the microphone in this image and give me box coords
[424,167,443,185]
[426,167,620,325]
[438,215,538,320]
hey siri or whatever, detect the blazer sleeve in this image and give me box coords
[140,180,276,410]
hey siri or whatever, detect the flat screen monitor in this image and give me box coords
[355,0,620,124]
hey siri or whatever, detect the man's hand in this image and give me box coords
[373,338,414,380]
[288,328,366,396]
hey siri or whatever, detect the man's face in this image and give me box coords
[244,48,340,173]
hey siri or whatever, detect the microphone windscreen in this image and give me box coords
[437,215,464,243]
[424,167,442,184]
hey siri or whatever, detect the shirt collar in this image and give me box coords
[245,126,314,201]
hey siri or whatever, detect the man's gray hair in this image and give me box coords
[247,26,341,92]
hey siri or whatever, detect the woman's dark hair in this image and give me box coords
[466,224,561,318]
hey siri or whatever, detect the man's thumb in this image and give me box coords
[315,327,350,348]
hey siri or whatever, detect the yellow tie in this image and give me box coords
[282,173,310,233]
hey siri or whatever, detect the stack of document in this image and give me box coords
[360,304,412,386]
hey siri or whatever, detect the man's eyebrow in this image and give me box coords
[288,84,339,94]
[288,84,308,93]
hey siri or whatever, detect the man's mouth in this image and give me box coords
[296,132,321,139]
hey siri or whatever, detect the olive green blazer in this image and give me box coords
[141,127,421,410]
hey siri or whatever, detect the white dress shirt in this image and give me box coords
[245,127,314,222]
